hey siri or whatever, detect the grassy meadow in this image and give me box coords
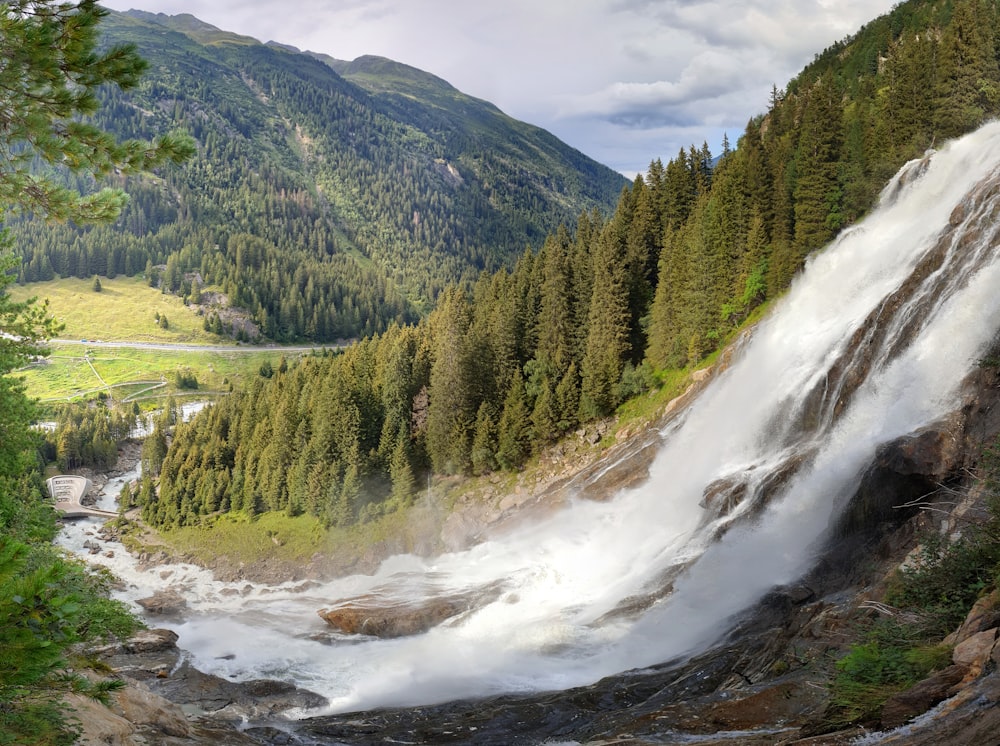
[9,277,317,405]
[12,275,219,343]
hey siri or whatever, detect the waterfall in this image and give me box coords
[58,121,1000,716]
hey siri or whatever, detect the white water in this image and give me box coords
[58,122,1000,717]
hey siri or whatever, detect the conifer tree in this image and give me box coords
[793,72,844,258]
[0,1,193,222]
[470,402,497,475]
[496,370,531,470]
[933,0,1000,139]
[579,230,630,418]
[425,287,476,474]
[388,429,415,507]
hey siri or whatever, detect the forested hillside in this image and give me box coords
[11,10,627,341]
[148,0,1000,529]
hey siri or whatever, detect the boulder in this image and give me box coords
[136,589,188,616]
[319,586,502,638]
[835,418,962,540]
[123,628,179,654]
[319,597,468,638]
[64,691,136,746]
[952,590,1000,645]
[952,627,998,676]
[147,659,327,719]
[111,677,192,738]
[880,664,969,729]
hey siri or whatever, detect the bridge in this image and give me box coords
[46,475,120,520]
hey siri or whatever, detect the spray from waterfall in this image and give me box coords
[58,121,1000,715]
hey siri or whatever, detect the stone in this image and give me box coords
[123,628,179,654]
[135,589,188,616]
[64,692,136,746]
[319,585,502,638]
[954,590,1000,645]
[880,664,969,729]
[952,627,997,674]
[111,677,192,738]
[700,476,749,514]
[319,597,468,638]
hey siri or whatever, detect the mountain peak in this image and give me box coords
[121,10,261,46]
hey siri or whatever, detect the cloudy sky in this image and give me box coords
[100,0,898,176]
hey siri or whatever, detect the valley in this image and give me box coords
[6,1,1000,745]
[10,277,320,403]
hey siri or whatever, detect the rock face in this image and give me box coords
[86,627,326,744]
[880,664,969,729]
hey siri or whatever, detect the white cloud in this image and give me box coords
[101,0,898,174]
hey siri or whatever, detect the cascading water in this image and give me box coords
[57,121,1000,717]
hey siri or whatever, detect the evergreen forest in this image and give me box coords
[9,10,627,342]
[148,0,1000,529]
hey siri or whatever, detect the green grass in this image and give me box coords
[10,276,218,343]
[161,512,329,565]
[147,506,424,570]
[10,277,315,403]
[614,367,692,429]
[21,344,303,403]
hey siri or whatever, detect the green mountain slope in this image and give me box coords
[11,10,627,341]
[150,0,1000,531]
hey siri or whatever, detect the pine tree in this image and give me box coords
[496,370,531,470]
[470,402,498,475]
[0,1,193,222]
[793,72,844,258]
[388,428,415,507]
[579,229,630,418]
[425,287,476,474]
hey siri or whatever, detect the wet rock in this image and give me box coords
[880,664,969,729]
[868,665,1000,746]
[123,628,179,654]
[318,588,496,638]
[110,677,192,738]
[575,435,659,501]
[834,419,963,540]
[700,475,749,513]
[148,659,327,720]
[136,589,188,616]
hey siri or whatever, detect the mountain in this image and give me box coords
[10,10,627,341]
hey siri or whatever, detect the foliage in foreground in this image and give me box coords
[0,1,191,741]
